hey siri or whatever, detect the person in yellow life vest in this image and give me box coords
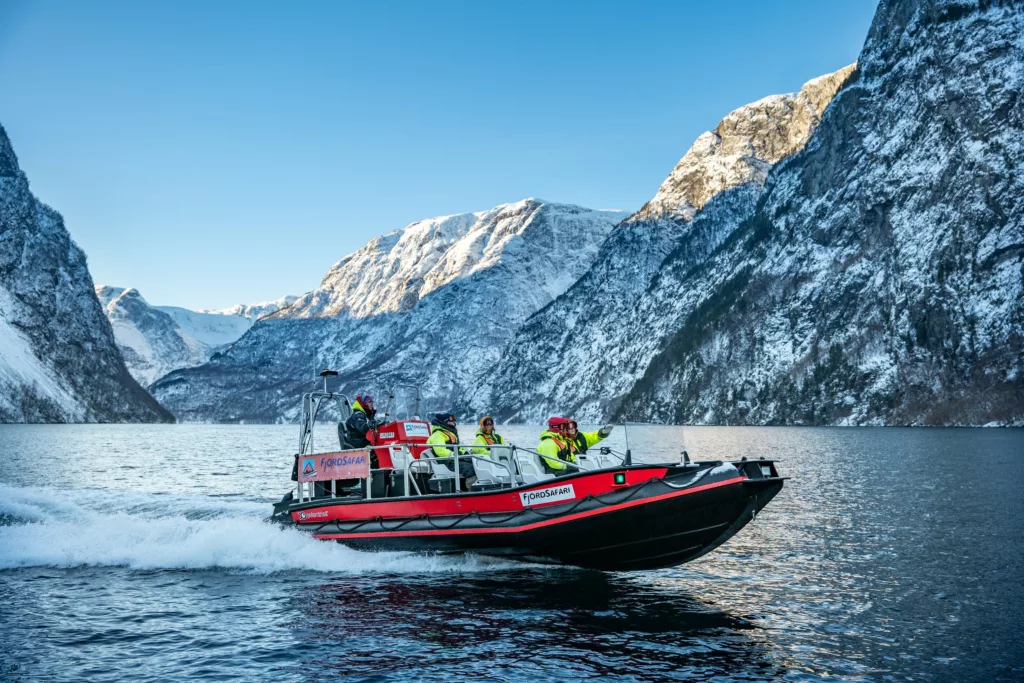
[536,416,577,476]
[426,412,476,483]
[566,420,614,458]
[472,415,505,455]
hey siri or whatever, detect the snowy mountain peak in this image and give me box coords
[96,285,297,386]
[634,63,857,222]
[200,294,299,320]
[94,285,126,306]
[274,199,624,321]
[152,198,624,421]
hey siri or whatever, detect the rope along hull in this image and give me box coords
[281,462,784,571]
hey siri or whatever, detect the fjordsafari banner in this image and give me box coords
[298,450,371,482]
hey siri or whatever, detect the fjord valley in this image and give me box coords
[2,1,1023,681]
[4,1,1019,427]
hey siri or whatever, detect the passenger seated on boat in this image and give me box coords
[537,417,577,476]
[566,420,614,458]
[427,412,476,487]
[339,394,380,468]
[472,415,505,455]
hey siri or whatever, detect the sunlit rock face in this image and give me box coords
[96,285,296,387]
[635,65,857,223]
[618,0,1024,426]
[0,125,172,423]
[151,200,622,422]
[477,66,855,423]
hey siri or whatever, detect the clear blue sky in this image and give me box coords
[0,0,878,310]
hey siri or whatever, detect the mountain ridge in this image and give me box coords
[616,0,1024,426]
[475,64,857,423]
[151,199,623,421]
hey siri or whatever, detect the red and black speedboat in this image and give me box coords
[271,379,784,571]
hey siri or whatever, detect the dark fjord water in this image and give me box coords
[0,425,1021,682]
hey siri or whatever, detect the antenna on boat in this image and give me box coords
[622,420,632,467]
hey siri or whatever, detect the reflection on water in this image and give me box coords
[295,571,775,682]
[0,424,1022,681]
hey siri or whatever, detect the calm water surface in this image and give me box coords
[0,424,1021,681]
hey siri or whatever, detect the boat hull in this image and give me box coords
[279,461,784,571]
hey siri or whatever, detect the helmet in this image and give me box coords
[547,416,569,429]
[434,412,457,427]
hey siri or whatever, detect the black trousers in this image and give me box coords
[541,459,575,476]
[441,457,476,479]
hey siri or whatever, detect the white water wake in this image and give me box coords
[0,483,507,574]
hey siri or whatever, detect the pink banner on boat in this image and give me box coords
[298,450,371,482]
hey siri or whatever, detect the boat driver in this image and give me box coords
[340,394,380,467]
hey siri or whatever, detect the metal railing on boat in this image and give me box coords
[294,441,625,504]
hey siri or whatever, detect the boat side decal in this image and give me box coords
[519,483,575,507]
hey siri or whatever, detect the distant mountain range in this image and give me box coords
[94,286,296,386]
[1,0,1020,426]
[149,200,623,422]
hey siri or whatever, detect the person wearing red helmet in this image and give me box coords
[536,416,576,475]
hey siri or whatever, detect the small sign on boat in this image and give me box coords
[298,450,371,482]
[403,422,430,438]
[520,483,576,508]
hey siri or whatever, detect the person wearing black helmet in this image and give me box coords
[341,394,378,450]
[426,412,476,487]
[339,394,381,470]
[318,393,379,498]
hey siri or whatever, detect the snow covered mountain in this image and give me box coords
[0,125,172,423]
[151,200,622,421]
[617,0,1024,425]
[476,65,856,422]
[96,286,296,386]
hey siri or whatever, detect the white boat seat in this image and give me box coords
[473,456,512,485]
[515,451,555,484]
[389,446,411,470]
[430,461,456,478]
[578,452,618,471]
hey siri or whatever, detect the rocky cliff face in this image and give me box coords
[478,66,856,422]
[151,200,622,421]
[96,286,296,386]
[618,0,1024,426]
[0,125,172,423]
[635,66,857,223]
